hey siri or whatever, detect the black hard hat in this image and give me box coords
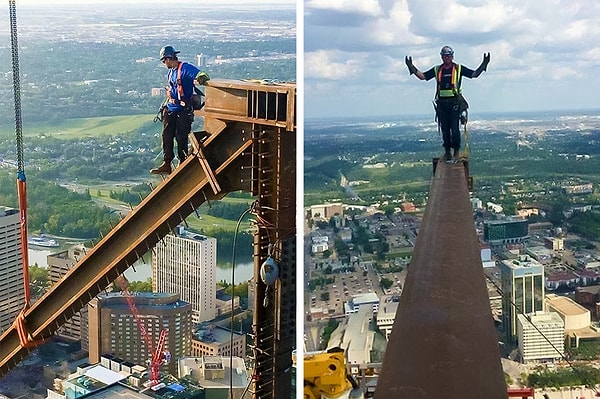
[440,45,454,56]
[160,45,180,61]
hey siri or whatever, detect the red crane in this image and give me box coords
[150,329,169,383]
[507,387,535,398]
[115,276,169,384]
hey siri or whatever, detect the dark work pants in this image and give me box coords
[436,97,460,151]
[162,108,193,163]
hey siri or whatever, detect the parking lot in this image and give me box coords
[307,263,407,319]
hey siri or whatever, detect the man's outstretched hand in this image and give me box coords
[482,52,490,71]
[405,56,417,75]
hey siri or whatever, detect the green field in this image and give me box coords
[0,115,254,235]
[88,182,253,234]
[0,114,156,139]
[185,211,252,233]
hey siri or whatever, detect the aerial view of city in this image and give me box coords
[304,110,600,397]
[1,0,600,399]
[0,2,296,399]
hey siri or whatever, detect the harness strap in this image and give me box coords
[176,61,185,100]
[167,62,189,105]
[435,63,461,98]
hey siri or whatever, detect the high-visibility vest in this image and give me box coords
[435,63,461,98]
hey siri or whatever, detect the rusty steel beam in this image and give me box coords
[0,79,296,392]
[200,79,297,399]
[374,161,506,399]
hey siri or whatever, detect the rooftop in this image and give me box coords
[545,294,589,316]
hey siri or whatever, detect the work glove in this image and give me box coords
[405,56,418,75]
[195,71,210,85]
[481,52,490,71]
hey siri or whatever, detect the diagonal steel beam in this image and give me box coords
[374,161,506,398]
[0,80,296,387]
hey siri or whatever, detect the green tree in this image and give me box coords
[379,277,393,291]
[29,264,48,285]
[320,319,339,350]
[127,278,153,292]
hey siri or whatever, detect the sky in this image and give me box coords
[14,0,294,4]
[304,0,600,119]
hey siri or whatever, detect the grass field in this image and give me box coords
[0,115,266,234]
[0,114,156,139]
[88,182,253,233]
[185,212,252,233]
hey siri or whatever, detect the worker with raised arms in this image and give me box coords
[405,46,490,161]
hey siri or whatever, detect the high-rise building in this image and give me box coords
[499,255,545,340]
[190,325,246,359]
[0,206,25,333]
[153,232,216,323]
[88,292,192,375]
[517,311,564,363]
[484,218,529,245]
[47,244,89,349]
[196,53,207,68]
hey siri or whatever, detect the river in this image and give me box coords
[28,248,255,284]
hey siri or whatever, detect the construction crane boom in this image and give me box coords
[116,275,167,384]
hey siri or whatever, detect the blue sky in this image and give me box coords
[304,0,600,118]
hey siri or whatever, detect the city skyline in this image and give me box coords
[304,0,600,119]
[1,1,600,397]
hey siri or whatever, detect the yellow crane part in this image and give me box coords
[302,348,363,399]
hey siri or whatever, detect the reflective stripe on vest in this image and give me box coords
[435,63,461,97]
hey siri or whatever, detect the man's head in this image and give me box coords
[160,45,180,66]
[440,45,454,63]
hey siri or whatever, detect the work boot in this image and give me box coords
[150,161,172,175]
[443,148,451,161]
[453,148,460,159]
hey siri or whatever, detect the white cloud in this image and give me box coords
[408,0,523,36]
[305,0,600,117]
[305,0,382,16]
[363,0,427,46]
[305,50,364,80]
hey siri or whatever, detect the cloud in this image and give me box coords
[305,50,364,80]
[305,0,383,17]
[305,0,600,117]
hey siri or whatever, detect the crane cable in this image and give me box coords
[9,0,30,304]
[9,0,42,349]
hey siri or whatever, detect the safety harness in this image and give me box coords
[167,61,190,107]
[434,63,462,98]
[433,63,470,159]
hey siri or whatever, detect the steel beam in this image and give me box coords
[374,161,506,398]
[0,79,296,396]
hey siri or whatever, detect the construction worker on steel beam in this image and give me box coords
[151,45,210,175]
[405,46,490,161]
